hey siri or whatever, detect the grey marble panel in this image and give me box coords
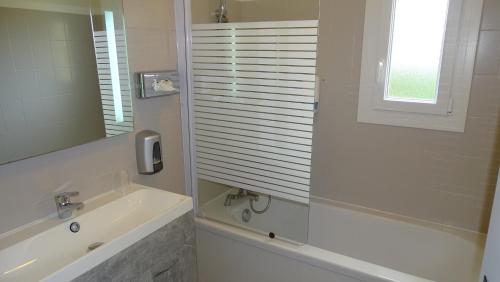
[73,212,197,282]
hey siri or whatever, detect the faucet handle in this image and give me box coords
[55,191,79,205]
[56,191,79,198]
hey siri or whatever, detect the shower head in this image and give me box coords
[215,0,256,23]
[215,0,228,23]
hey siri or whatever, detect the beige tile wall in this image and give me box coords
[123,0,185,192]
[237,0,318,22]
[0,0,185,235]
[191,0,213,24]
[311,0,500,233]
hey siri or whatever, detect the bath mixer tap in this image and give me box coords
[54,191,84,219]
[224,189,259,206]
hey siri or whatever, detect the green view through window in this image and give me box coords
[386,0,449,103]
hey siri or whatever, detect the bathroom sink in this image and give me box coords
[0,184,193,282]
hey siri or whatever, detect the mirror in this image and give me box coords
[0,0,133,165]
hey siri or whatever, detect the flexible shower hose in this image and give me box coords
[249,195,271,214]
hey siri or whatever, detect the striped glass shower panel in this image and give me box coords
[192,20,318,204]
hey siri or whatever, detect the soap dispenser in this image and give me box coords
[136,130,163,175]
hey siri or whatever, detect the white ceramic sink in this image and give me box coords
[0,184,193,282]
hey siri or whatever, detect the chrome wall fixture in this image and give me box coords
[137,71,181,99]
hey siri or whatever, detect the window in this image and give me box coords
[358,0,483,132]
[386,0,448,103]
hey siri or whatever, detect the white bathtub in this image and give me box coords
[197,193,485,282]
[200,189,309,242]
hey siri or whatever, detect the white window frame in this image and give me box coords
[358,0,483,132]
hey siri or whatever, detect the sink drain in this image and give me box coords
[69,222,80,233]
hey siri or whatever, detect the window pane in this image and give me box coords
[386,0,448,103]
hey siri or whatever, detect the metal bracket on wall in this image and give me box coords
[314,76,322,113]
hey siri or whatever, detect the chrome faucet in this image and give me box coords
[224,189,259,206]
[54,192,84,219]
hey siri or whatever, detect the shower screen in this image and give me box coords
[190,0,319,243]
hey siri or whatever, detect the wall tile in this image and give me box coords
[0,97,27,131]
[6,10,35,71]
[0,23,13,72]
[54,67,73,94]
[123,0,175,29]
[50,41,71,68]
[48,13,66,41]
[467,75,500,119]
[482,0,500,30]
[29,12,51,41]
[124,27,175,72]
[31,39,54,70]
[16,70,38,99]
[474,30,500,75]
[0,71,20,102]
[67,40,95,67]
[36,67,58,97]
[64,14,91,41]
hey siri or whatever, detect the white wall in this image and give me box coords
[0,0,186,235]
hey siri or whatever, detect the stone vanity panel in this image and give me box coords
[73,212,197,282]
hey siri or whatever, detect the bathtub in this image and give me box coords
[197,191,485,282]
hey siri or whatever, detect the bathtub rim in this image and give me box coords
[195,217,433,282]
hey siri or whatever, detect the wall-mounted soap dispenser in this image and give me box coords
[136,130,163,175]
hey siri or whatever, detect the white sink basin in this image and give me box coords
[0,184,193,282]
